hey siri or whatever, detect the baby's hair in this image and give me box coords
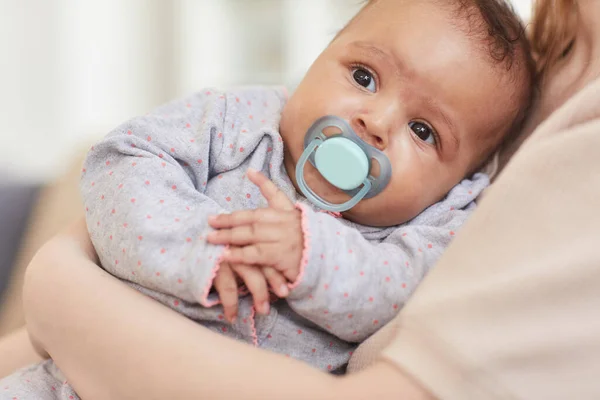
[450,0,536,167]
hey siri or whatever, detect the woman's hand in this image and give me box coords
[20,218,424,400]
[22,219,95,355]
[208,169,304,283]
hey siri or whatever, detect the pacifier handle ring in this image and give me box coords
[296,138,372,213]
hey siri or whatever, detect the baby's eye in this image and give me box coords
[352,67,376,92]
[409,121,436,145]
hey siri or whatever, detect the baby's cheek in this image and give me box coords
[386,195,423,223]
[345,190,419,226]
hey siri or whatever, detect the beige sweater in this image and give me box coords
[348,77,600,399]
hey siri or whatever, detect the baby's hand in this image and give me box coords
[208,169,303,284]
[213,249,289,323]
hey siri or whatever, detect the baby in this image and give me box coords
[0,0,534,398]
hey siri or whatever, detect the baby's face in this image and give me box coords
[280,0,516,226]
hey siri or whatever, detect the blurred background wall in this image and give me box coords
[0,0,532,182]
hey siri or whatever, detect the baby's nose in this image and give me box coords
[352,115,388,150]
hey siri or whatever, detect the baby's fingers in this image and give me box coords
[206,223,280,246]
[247,168,294,211]
[223,244,297,280]
[208,208,281,229]
[232,264,270,315]
[222,244,270,267]
[213,263,238,323]
[262,267,289,298]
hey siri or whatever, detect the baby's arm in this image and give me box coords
[280,206,452,342]
[80,93,228,306]
[209,199,444,342]
[209,170,488,342]
[283,177,487,342]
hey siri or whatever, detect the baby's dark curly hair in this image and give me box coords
[452,0,536,161]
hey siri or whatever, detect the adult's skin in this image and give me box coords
[5,0,600,398]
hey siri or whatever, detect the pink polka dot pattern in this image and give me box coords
[74,86,488,378]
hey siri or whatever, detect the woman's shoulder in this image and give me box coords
[496,77,600,176]
[525,77,600,147]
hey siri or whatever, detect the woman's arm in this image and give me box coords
[23,219,432,400]
[0,327,47,379]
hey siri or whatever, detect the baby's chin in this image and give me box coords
[343,203,416,228]
[342,204,399,227]
[291,160,416,227]
[300,171,405,227]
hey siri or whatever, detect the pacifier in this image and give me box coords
[295,116,392,212]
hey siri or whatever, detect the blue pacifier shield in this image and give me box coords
[295,115,393,213]
[314,137,369,190]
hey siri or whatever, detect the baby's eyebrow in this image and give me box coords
[348,41,414,81]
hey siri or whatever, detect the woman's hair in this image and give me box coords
[529,0,579,79]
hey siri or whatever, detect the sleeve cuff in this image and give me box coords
[194,244,229,307]
[288,202,312,290]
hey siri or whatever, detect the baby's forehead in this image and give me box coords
[347,0,525,99]
[346,1,481,53]
[354,0,525,71]
[343,3,500,75]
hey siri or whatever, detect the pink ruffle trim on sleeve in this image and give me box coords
[288,203,311,290]
[198,244,229,307]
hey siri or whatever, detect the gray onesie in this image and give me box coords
[0,87,488,399]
